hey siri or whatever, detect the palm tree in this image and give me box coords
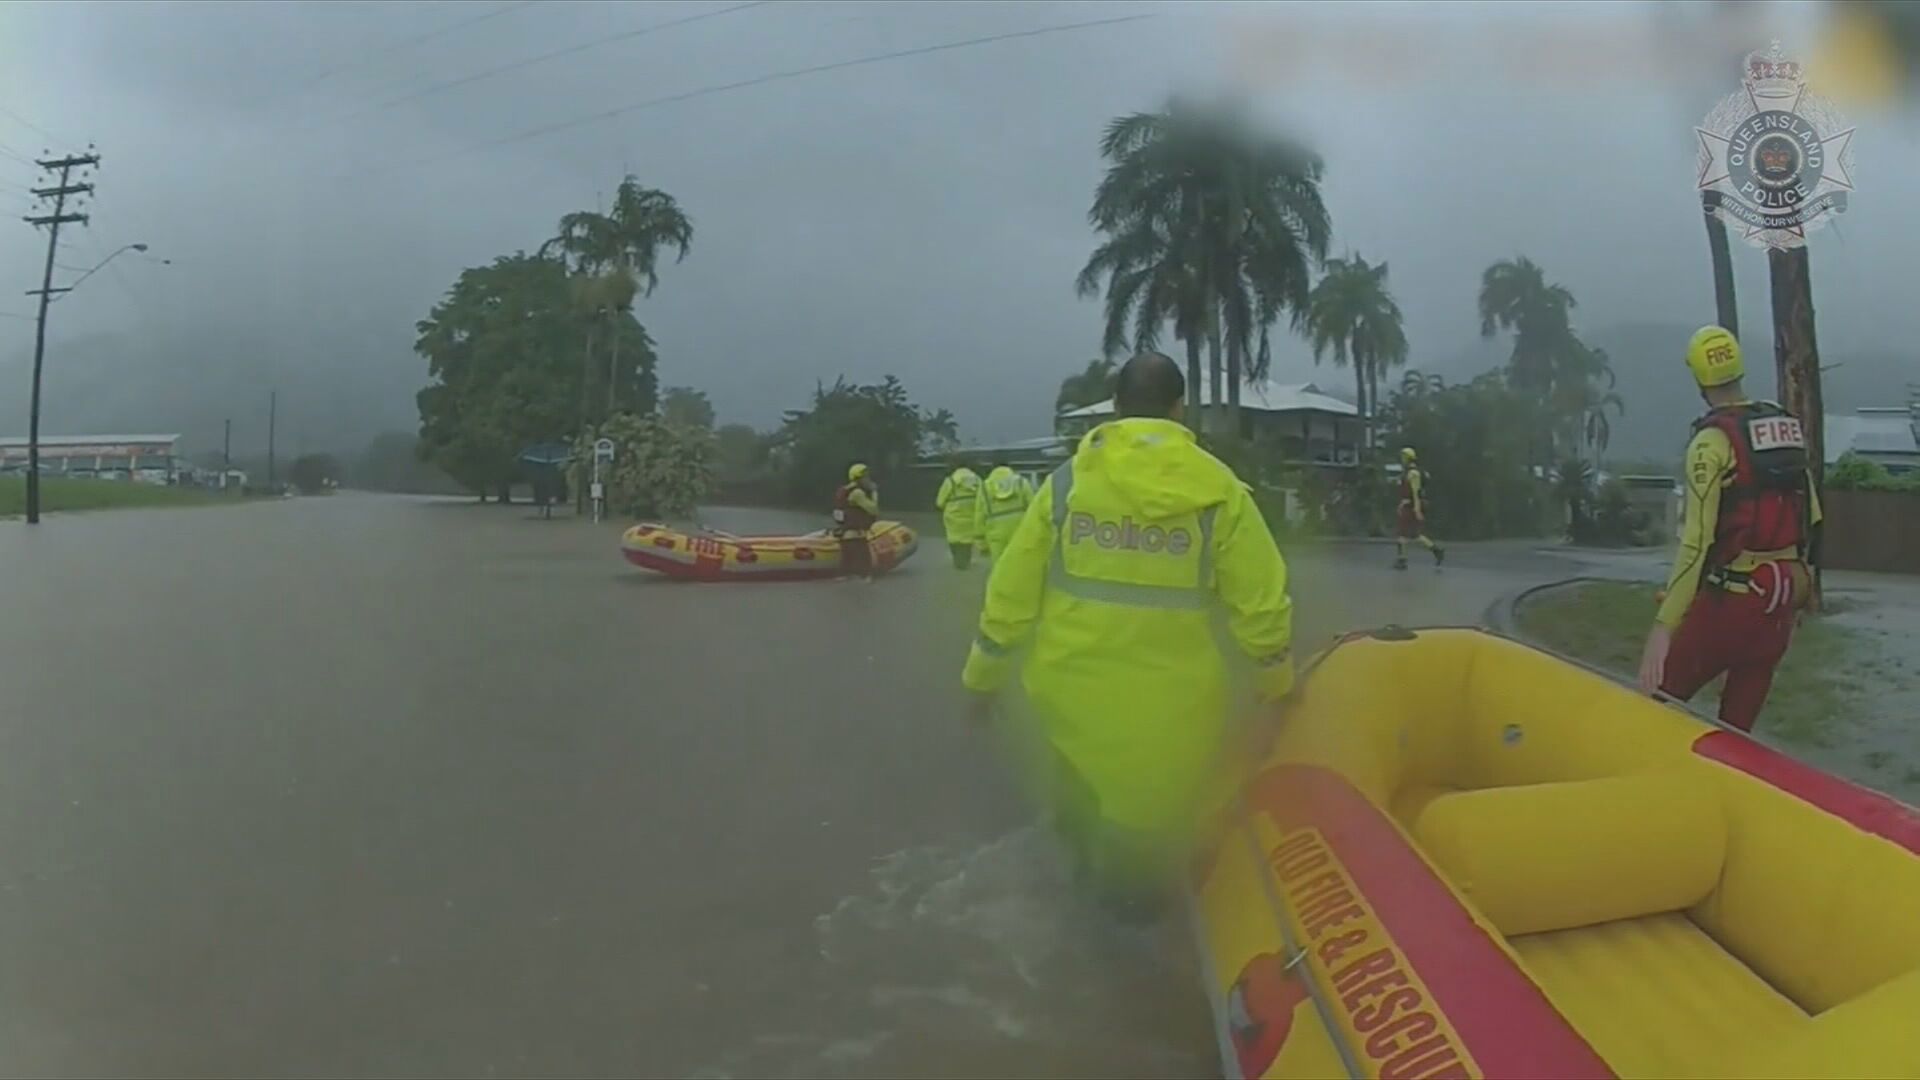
[1303,254,1408,451]
[1077,214,1209,423]
[1079,97,1329,434]
[1055,358,1117,416]
[1477,256,1577,397]
[541,177,692,422]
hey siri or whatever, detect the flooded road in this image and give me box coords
[0,495,1572,1077]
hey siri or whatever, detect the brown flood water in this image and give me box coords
[0,494,1560,1077]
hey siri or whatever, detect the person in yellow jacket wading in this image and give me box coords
[974,464,1033,562]
[961,352,1295,920]
[935,464,982,569]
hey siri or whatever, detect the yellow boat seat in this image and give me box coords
[1412,770,1725,937]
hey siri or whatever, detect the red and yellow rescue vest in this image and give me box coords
[1691,402,1810,569]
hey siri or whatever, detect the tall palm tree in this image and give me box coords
[1079,97,1329,434]
[1477,256,1577,397]
[541,177,692,422]
[1055,357,1117,416]
[1303,254,1408,451]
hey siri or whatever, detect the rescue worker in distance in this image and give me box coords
[934,462,982,569]
[1394,446,1444,570]
[974,464,1033,562]
[1638,326,1822,733]
[833,463,881,581]
[961,352,1295,916]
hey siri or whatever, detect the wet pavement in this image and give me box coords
[0,495,1579,1078]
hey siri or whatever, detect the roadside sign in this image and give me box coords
[593,438,616,462]
[590,482,605,500]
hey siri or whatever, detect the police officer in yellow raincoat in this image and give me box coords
[974,464,1033,562]
[934,463,982,569]
[961,352,1294,917]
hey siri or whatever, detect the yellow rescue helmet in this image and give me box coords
[1685,326,1744,388]
[1400,446,1417,463]
[848,463,869,482]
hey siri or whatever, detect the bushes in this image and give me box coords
[1829,454,1920,492]
[571,412,714,520]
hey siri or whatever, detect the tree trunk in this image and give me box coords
[1206,316,1224,439]
[1226,333,1244,440]
[1183,334,1203,431]
[577,323,598,517]
[607,311,624,417]
[497,481,513,505]
[1351,342,1371,458]
[1367,364,1383,458]
[1768,246,1824,488]
[1702,192,1740,338]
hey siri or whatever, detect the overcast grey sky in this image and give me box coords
[0,0,1909,452]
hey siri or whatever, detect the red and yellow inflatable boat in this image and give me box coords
[1194,627,1920,1079]
[618,520,917,581]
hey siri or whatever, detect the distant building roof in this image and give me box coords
[0,434,180,448]
[916,435,1072,467]
[1825,410,1920,463]
[1057,381,1358,420]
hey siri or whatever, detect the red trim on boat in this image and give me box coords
[1692,731,1920,855]
[1246,765,1615,1079]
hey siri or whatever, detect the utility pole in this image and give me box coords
[222,418,232,491]
[21,149,99,524]
[267,390,278,491]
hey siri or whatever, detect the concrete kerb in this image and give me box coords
[1481,575,1613,639]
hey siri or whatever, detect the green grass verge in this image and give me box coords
[1516,580,1858,747]
[0,476,230,516]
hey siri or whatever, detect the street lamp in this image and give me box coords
[51,243,161,300]
[23,241,162,523]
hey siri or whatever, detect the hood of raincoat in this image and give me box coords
[985,466,1022,498]
[1075,418,1241,518]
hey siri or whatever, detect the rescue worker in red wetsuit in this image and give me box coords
[1393,447,1445,570]
[1637,326,1823,732]
[833,463,881,580]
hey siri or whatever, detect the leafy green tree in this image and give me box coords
[1478,255,1578,398]
[661,386,716,431]
[1477,256,1624,463]
[1081,100,1332,431]
[412,253,659,501]
[1377,370,1548,539]
[1304,254,1407,450]
[1055,358,1116,416]
[774,376,956,504]
[541,176,690,423]
[714,423,769,479]
[571,412,713,520]
[1079,97,1330,433]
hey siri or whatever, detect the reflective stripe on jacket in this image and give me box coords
[936,468,981,542]
[961,418,1294,831]
[974,467,1033,554]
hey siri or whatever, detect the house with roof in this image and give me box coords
[1825,404,1920,475]
[1054,379,1364,467]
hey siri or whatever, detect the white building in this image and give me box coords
[1055,380,1364,467]
[0,434,181,482]
[1825,405,1920,475]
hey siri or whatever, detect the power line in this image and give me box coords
[0,142,35,168]
[0,105,72,152]
[280,0,539,98]
[377,10,1159,176]
[328,0,769,127]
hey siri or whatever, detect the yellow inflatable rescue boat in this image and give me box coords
[1193,626,1920,1080]
[619,520,917,581]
